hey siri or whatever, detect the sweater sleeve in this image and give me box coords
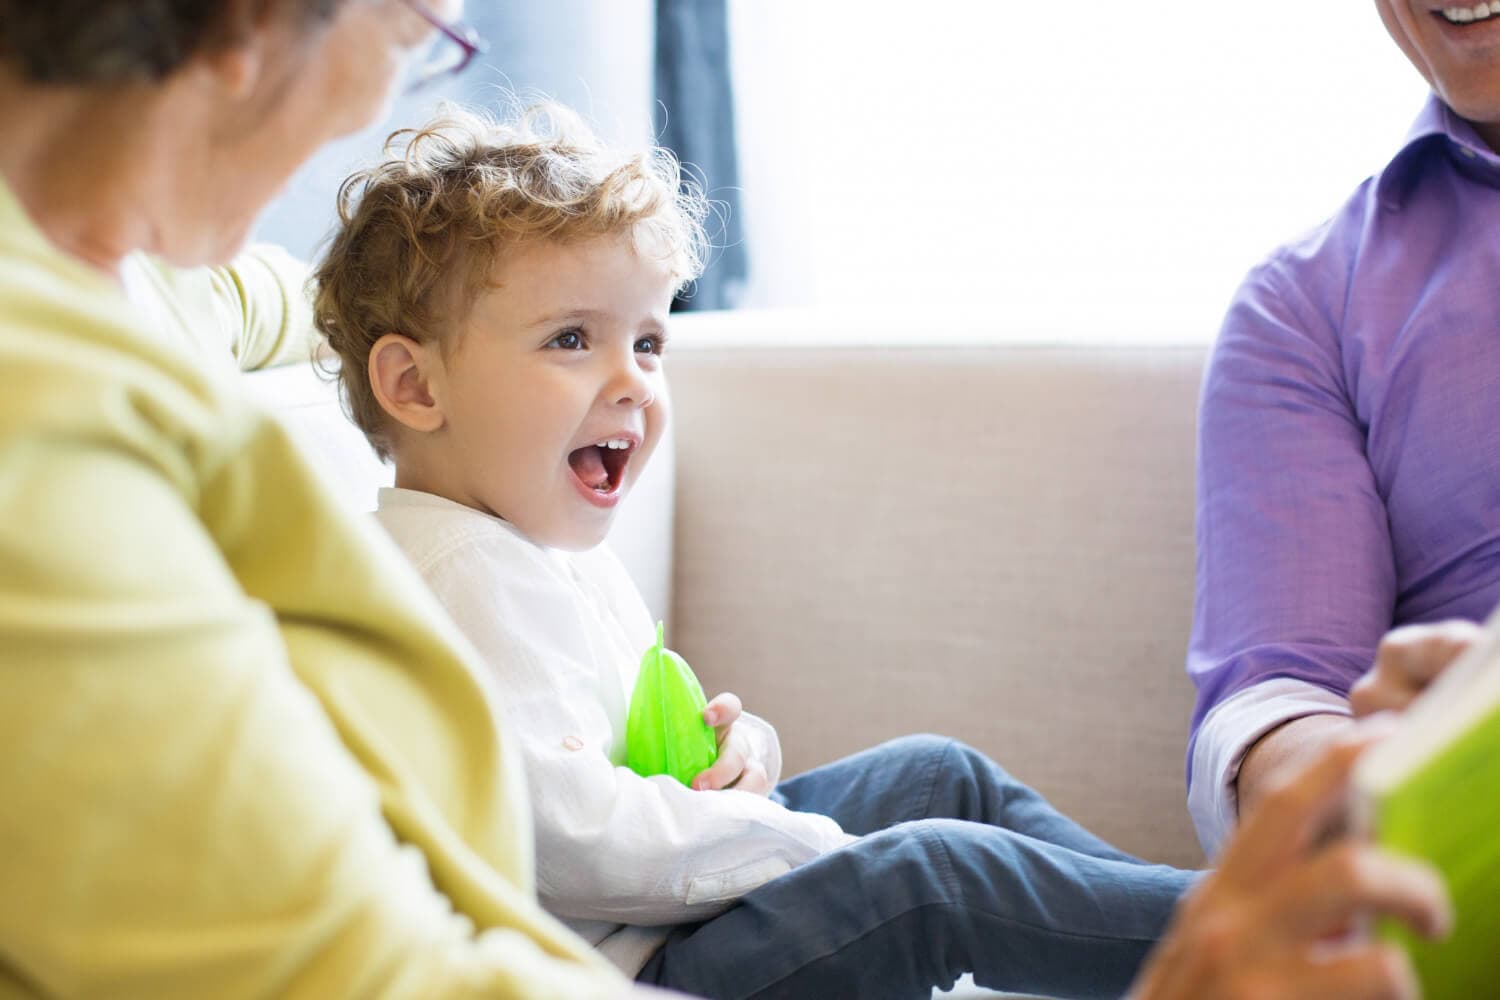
[420,540,855,927]
[211,243,320,369]
[137,243,319,370]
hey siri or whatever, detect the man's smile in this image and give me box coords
[1436,2,1500,26]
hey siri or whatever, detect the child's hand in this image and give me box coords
[691,693,772,795]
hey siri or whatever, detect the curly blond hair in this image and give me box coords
[312,102,709,461]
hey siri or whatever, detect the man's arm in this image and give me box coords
[1187,247,1394,852]
[1237,714,1355,818]
[1240,620,1487,816]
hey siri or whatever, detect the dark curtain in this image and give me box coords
[655,0,747,311]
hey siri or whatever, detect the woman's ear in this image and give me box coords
[189,1,269,100]
[369,333,446,436]
[201,43,262,100]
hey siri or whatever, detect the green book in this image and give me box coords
[1354,610,1500,998]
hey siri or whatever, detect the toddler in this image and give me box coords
[313,104,1199,1000]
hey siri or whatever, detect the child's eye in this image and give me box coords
[547,328,586,350]
[635,334,666,356]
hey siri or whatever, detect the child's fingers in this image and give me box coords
[731,761,772,796]
[702,692,743,731]
[692,739,748,791]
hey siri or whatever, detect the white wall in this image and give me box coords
[729,1,1431,340]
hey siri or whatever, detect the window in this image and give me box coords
[728,1,1429,340]
[257,2,1428,343]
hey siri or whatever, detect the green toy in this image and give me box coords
[625,622,719,787]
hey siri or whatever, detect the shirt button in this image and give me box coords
[1461,147,1478,159]
[562,736,585,751]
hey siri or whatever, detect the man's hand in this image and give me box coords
[1130,730,1452,1000]
[1350,620,1482,718]
[1239,619,1482,818]
[691,693,772,795]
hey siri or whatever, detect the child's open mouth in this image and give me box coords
[567,437,636,507]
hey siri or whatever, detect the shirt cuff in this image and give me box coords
[735,712,784,788]
[1188,678,1352,858]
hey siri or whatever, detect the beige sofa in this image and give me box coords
[246,308,1210,998]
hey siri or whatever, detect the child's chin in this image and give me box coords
[546,516,615,552]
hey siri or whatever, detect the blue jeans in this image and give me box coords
[636,735,1199,1000]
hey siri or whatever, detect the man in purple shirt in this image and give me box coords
[1188,1,1500,855]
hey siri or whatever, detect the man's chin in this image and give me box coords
[1438,85,1500,149]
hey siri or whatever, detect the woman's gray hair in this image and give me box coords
[0,0,344,84]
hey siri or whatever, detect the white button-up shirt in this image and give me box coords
[374,488,854,975]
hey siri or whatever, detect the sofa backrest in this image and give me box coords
[245,315,1211,869]
[665,317,1208,868]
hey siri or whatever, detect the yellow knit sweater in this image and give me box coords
[0,180,631,999]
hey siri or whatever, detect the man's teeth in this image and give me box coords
[1444,3,1498,23]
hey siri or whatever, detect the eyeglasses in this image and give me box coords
[401,0,489,93]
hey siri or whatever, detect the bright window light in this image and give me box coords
[729,1,1430,341]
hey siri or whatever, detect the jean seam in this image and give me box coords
[926,815,964,903]
[918,737,953,823]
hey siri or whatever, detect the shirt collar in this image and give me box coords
[1377,92,1500,210]
[376,485,543,544]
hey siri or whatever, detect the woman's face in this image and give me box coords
[164,0,463,266]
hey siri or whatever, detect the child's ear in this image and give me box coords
[369,333,446,436]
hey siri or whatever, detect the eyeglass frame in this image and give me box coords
[401,0,489,92]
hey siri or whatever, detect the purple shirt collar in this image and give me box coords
[1378,93,1500,209]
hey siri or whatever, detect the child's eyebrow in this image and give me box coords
[523,306,671,332]
[526,307,607,328]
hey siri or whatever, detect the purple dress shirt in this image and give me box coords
[1187,95,1500,846]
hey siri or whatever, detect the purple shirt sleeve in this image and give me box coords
[1186,249,1393,777]
[1187,98,1500,815]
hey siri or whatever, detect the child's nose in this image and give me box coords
[608,357,655,408]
